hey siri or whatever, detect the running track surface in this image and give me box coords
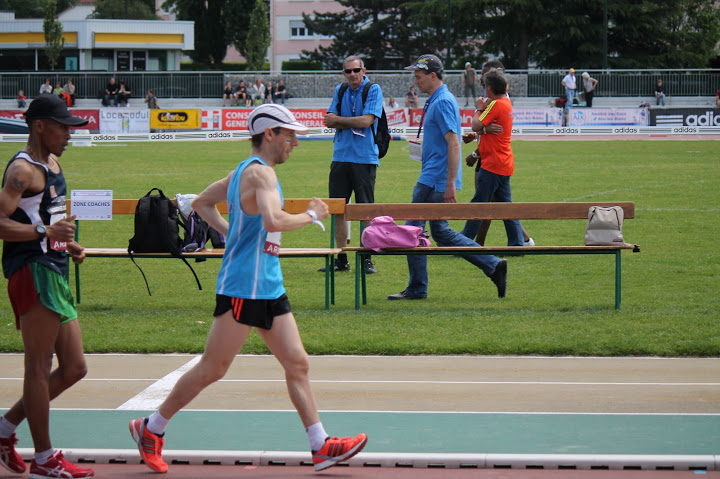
[1,354,719,478]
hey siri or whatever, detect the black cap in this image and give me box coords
[24,94,89,126]
[404,54,444,74]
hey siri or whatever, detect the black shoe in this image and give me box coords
[364,259,378,274]
[387,289,426,300]
[490,259,507,298]
[318,258,351,273]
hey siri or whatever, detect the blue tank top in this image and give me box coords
[2,152,69,279]
[216,156,285,299]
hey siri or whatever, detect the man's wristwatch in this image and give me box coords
[35,224,47,237]
[471,151,479,159]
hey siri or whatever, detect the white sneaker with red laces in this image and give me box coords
[29,450,94,479]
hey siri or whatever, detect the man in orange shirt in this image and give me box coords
[460,71,523,246]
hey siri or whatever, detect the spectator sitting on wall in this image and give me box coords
[118,81,132,107]
[53,82,63,96]
[265,81,275,104]
[104,78,119,107]
[223,81,234,107]
[39,78,52,95]
[63,79,76,106]
[655,79,666,106]
[388,97,399,109]
[716,88,719,108]
[405,86,418,108]
[274,79,287,104]
[16,90,27,109]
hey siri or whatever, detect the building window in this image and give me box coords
[290,20,311,39]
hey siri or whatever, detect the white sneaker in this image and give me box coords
[524,238,535,246]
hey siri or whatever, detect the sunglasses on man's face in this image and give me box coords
[344,67,363,74]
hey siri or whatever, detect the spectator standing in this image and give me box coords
[265,81,275,103]
[117,81,132,107]
[387,54,507,301]
[251,78,266,106]
[16,90,27,108]
[655,79,666,106]
[460,71,524,248]
[274,79,287,104]
[127,104,367,475]
[462,60,534,247]
[321,55,384,274]
[581,72,598,107]
[222,81,234,106]
[104,77,119,107]
[144,89,159,109]
[62,79,76,106]
[561,68,577,109]
[405,86,418,108]
[0,94,94,479]
[462,61,477,107]
[39,78,52,95]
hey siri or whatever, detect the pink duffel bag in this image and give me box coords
[361,216,431,251]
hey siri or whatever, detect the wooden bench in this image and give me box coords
[344,202,640,310]
[68,198,346,309]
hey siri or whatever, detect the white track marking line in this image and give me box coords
[115,355,201,410]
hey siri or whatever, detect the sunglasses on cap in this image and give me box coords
[343,67,363,74]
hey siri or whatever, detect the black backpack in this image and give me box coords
[337,81,391,159]
[127,188,201,294]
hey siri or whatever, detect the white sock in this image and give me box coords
[0,417,18,437]
[146,411,169,436]
[34,448,55,465]
[306,422,329,452]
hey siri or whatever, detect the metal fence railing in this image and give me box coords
[1,69,718,100]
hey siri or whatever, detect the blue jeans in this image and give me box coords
[565,88,576,109]
[461,169,524,246]
[404,183,501,296]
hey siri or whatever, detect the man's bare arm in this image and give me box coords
[192,172,233,237]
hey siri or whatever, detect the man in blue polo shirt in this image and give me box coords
[387,54,507,301]
[322,55,384,274]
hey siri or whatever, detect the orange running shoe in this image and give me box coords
[29,450,94,478]
[0,433,26,473]
[312,433,368,471]
[129,417,168,473]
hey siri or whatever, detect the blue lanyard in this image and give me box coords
[417,88,441,138]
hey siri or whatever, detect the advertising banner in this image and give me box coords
[386,108,407,126]
[149,109,201,130]
[291,109,327,128]
[201,109,222,130]
[512,108,564,127]
[650,108,720,127]
[0,109,99,130]
[222,109,252,130]
[100,108,150,134]
[567,108,649,127]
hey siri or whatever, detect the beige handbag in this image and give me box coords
[585,206,625,246]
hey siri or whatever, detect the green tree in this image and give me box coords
[301,0,428,70]
[245,0,271,70]
[90,0,157,19]
[161,0,255,68]
[0,0,75,18]
[43,0,64,70]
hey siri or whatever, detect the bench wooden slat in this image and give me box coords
[83,247,343,257]
[344,202,635,221]
[344,245,637,252]
[67,198,346,216]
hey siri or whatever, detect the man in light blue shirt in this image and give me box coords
[323,55,384,274]
[388,54,507,300]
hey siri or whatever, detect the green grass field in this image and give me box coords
[1,138,718,356]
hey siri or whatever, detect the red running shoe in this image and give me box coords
[129,417,168,473]
[0,433,26,473]
[29,450,94,478]
[312,433,368,471]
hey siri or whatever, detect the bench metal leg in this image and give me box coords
[74,220,81,304]
[355,253,361,310]
[615,251,621,310]
[324,255,330,310]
